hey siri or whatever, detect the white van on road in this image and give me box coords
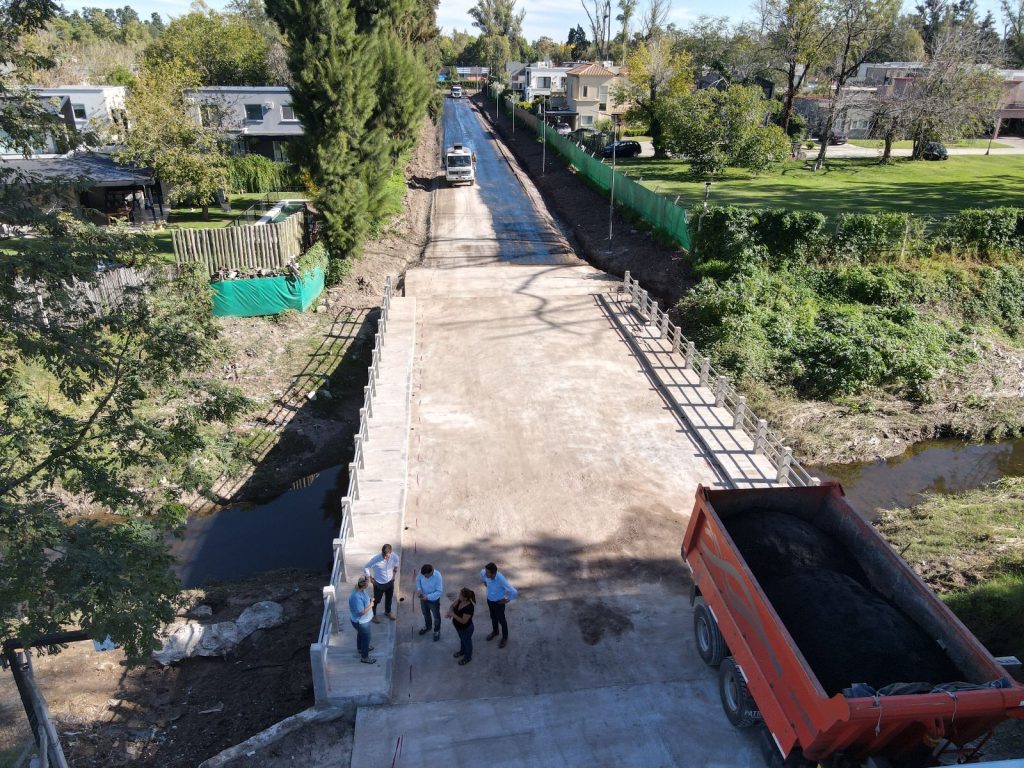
[444,143,476,185]
[450,85,462,98]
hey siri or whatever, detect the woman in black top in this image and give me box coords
[446,587,475,665]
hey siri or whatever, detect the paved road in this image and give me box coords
[349,98,763,767]
[818,136,1024,158]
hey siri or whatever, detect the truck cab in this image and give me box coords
[444,144,476,186]
[450,85,462,98]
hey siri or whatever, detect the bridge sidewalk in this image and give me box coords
[322,296,417,706]
[603,292,779,489]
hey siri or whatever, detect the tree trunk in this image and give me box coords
[812,99,838,171]
[202,203,210,221]
[780,62,798,134]
[650,84,668,158]
[881,133,894,163]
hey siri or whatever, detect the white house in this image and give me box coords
[565,63,628,129]
[518,61,573,104]
[186,86,302,161]
[30,85,127,142]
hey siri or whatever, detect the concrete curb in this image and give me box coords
[197,705,352,767]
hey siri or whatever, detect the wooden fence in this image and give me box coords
[171,212,303,275]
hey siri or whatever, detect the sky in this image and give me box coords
[60,0,1011,43]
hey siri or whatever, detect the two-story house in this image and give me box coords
[519,61,573,105]
[186,86,302,161]
[565,63,627,130]
[29,85,127,141]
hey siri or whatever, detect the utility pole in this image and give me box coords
[541,98,546,175]
[608,114,619,241]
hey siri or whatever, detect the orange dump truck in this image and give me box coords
[682,482,1024,768]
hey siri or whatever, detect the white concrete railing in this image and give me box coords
[310,276,394,703]
[622,271,817,488]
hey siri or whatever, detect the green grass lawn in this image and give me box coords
[848,138,1011,149]
[616,155,1024,218]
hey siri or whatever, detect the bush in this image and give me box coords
[325,255,353,286]
[832,212,924,264]
[937,208,1024,260]
[297,241,328,277]
[751,209,827,264]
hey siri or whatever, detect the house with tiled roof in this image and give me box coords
[565,62,629,130]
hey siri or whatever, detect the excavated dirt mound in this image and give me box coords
[727,510,960,696]
[767,568,960,695]
[728,510,866,585]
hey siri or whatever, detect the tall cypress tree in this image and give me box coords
[268,0,377,255]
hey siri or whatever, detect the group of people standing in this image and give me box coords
[349,544,518,666]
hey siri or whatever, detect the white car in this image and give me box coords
[450,85,462,99]
[554,123,571,136]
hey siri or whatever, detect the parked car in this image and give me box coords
[554,122,572,136]
[601,140,642,158]
[922,141,948,161]
[827,134,848,145]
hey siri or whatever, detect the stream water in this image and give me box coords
[170,465,344,588]
[812,438,1024,519]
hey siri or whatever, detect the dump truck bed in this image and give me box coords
[682,482,1024,764]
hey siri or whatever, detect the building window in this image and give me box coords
[599,85,608,111]
[536,76,551,88]
[72,103,87,120]
[281,104,296,121]
[582,85,591,98]
[852,119,869,130]
[245,104,264,121]
[581,114,594,126]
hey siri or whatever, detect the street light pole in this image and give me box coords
[608,114,618,241]
[541,98,547,176]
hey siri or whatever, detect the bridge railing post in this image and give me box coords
[698,356,710,387]
[714,375,727,407]
[671,325,682,352]
[754,419,768,453]
[777,447,793,484]
[684,341,695,368]
[660,311,671,339]
[734,396,746,428]
[310,643,329,705]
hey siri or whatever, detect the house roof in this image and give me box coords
[1,152,152,187]
[567,63,615,77]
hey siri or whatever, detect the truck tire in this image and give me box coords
[694,602,727,667]
[720,657,761,729]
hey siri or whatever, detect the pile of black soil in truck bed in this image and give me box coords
[727,510,960,696]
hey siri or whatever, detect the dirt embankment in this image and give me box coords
[194,116,439,507]
[0,117,438,767]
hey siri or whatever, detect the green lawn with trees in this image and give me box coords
[618,155,1024,219]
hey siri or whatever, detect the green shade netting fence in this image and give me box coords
[211,266,325,317]
[507,102,692,251]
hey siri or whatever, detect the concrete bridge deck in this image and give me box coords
[339,99,768,766]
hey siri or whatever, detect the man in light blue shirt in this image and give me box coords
[348,576,376,664]
[415,564,444,641]
[480,562,518,648]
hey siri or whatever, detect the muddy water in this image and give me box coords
[170,466,343,588]
[813,438,1024,519]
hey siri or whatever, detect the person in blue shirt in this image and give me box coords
[415,564,444,641]
[480,562,518,648]
[348,576,376,664]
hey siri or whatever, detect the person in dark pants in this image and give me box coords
[363,544,400,623]
[348,576,376,664]
[415,564,444,641]
[480,562,518,648]
[446,588,476,665]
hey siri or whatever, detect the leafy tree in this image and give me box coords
[615,36,693,157]
[811,0,900,170]
[143,10,270,86]
[762,0,836,134]
[581,0,612,61]
[661,84,792,176]
[1,221,249,661]
[616,0,638,64]
[1002,0,1024,66]
[117,61,228,218]
[899,25,1003,158]
[567,24,590,59]
[469,0,524,73]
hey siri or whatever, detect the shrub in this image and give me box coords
[325,254,353,286]
[832,212,924,264]
[690,207,766,278]
[751,209,827,264]
[937,208,1024,260]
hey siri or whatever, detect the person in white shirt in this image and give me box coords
[364,544,400,623]
[415,564,444,641]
